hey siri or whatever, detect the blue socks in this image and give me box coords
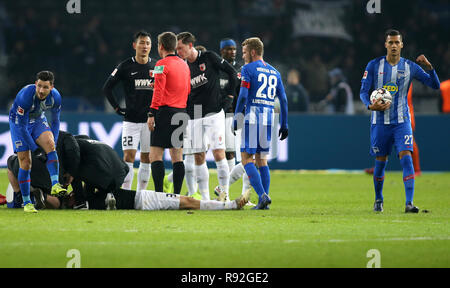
[18,168,31,205]
[46,151,60,186]
[400,155,415,205]
[244,163,266,200]
[259,166,270,196]
[373,160,387,202]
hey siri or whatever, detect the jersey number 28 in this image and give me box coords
[256,73,277,100]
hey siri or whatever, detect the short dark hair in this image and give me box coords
[133,30,151,42]
[158,32,177,52]
[36,71,54,85]
[176,32,196,45]
[385,29,402,41]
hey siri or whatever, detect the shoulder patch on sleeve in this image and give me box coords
[363,71,368,79]
[17,106,24,116]
[153,65,165,74]
[111,68,118,76]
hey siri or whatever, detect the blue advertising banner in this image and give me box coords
[1,113,449,171]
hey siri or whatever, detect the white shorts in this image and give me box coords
[134,190,181,210]
[185,110,226,154]
[122,121,150,153]
[225,116,236,153]
[182,120,196,155]
[269,121,278,160]
[234,128,242,162]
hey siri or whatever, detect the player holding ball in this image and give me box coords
[359,29,440,213]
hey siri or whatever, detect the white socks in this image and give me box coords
[215,158,230,199]
[242,171,251,196]
[137,162,151,192]
[200,200,237,210]
[184,155,197,196]
[195,162,210,200]
[229,162,245,185]
[122,162,135,190]
[227,158,235,173]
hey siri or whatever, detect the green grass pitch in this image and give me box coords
[0,169,449,268]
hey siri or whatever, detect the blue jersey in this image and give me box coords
[9,84,62,150]
[360,56,440,125]
[234,59,288,154]
[235,60,288,129]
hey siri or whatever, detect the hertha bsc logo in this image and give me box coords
[199,63,206,71]
[17,106,24,116]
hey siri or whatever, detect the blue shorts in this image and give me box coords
[240,123,272,155]
[9,116,51,153]
[370,122,413,157]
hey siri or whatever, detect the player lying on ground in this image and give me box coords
[23,186,250,211]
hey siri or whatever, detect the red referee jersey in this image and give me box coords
[150,55,191,110]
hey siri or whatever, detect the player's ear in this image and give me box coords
[132,41,137,50]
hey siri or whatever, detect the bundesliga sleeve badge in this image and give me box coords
[153,65,164,75]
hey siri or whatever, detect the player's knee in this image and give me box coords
[376,155,388,161]
[41,139,55,153]
[212,149,225,161]
[140,152,150,163]
[123,150,136,163]
[226,152,235,160]
[179,196,194,209]
[20,160,31,170]
[399,150,412,159]
[194,153,206,165]
[256,158,267,168]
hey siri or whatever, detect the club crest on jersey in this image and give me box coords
[149,70,154,77]
[17,106,24,116]
[199,63,206,71]
[397,70,408,79]
[383,82,398,96]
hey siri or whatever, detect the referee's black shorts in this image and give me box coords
[151,106,188,148]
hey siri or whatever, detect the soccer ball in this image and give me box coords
[370,88,392,105]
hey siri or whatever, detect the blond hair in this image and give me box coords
[242,37,264,56]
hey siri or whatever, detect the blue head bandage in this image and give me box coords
[220,39,236,50]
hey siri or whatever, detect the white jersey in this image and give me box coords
[134,190,180,210]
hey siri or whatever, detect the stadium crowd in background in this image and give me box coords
[1,0,448,113]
